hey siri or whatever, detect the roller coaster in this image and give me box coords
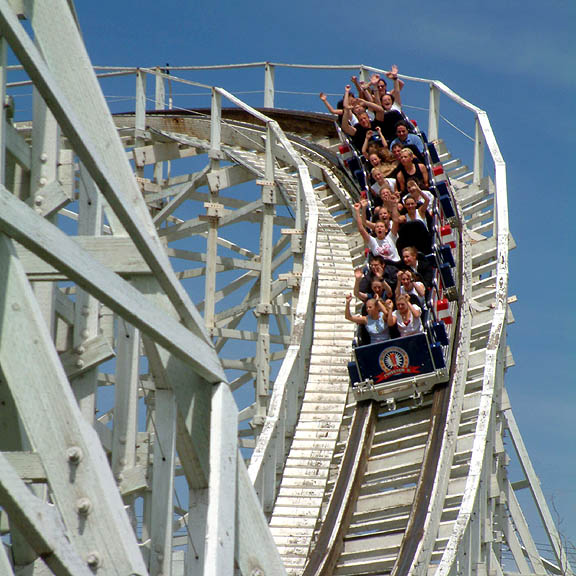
[0,3,572,576]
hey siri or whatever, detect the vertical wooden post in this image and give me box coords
[210,89,222,162]
[150,388,176,576]
[204,88,224,328]
[112,320,140,494]
[72,163,103,422]
[186,488,209,575]
[135,69,146,180]
[264,62,275,108]
[255,124,276,431]
[154,67,166,183]
[204,383,238,576]
[0,37,6,186]
[473,117,485,185]
[428,84,440,142]
[30,87,59,336]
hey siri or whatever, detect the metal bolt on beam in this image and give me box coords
[77,497,93,515]
[66,446,83,463]
[86,551,101,569]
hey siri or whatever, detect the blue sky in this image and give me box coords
[76,0,576,547]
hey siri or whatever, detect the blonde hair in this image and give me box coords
[401,148,415,158]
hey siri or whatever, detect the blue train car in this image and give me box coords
[349,333,449,403]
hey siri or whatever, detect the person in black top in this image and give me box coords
[400,246,435,289]
[342,85,388,151]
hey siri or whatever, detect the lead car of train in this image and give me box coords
[337,120,462,406]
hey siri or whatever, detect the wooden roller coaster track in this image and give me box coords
[0,3,572,576]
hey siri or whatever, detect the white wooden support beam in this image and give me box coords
[474,117,485,185]
[160,196,263,243]
[153,164,210,225]
[501,502,532,575]
[153,67,166,183]
[0,452,93,576]
[71,162,103,420]
[0,234,147,575]
[294,180,306,243]
[0,187,225,383]
[0,36,6,187]
[185,488,209,575]
[1,452,45,483]
[140,331,211,489]
[150,388,176,576]
[459,523,473,576]
[470,496,482,575]
[0,536,14,576]
[202,201,224,329]
[134,68,147,182]
[264,62,275,108]
[504,408,574,576]
[15,237,152,279]
[59,334,115,380]
[428,84,440,142]
[135,69,147,138]
[5,121,31,170]
[30,85,59,212]
[254,126,276,429]
[504,479,547,575]
[29,87,59,340]
[132,141,198,168]
[236,456,287,575]
[154,66,166,110]
[0,364,24,453]
[359,66,370,85]
[58,148,75,200]
[0,1,206,333]
[209,89,223,161]
[27,179,70,217]
[281,228,305,255]
[204,383,237,576]
[112,321,140,491]
[207,163,252,193]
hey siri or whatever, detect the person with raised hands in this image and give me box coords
[345,292,394,344]
[353,267,393,303]
[386,293,424,337]
[354,198,401,265]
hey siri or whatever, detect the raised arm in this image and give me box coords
[357,97,384,121]
[394,269,404,301]
[385,198,401,236]
[353,267,369,302]
[416,187,430,218]
[354,200,373,243]
[381,279,393,299]
[351,75,372,102]
[361,131,372,157]
[345,293,366,325]
[319,92,342,117]
[406,298,422,319]
[341,85,356,137]
[386,65,404,105]
[386,301,397,327]
[374,126,388,148]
